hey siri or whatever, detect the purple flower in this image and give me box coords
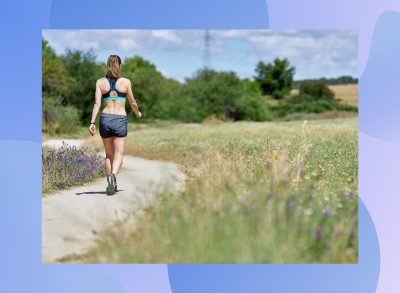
[322,210,332,218]
[316,229,323,240]
[43,144,104,192]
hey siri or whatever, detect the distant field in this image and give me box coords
[77,118,358,263]
[330,84,358,106]
[291,84,358,107]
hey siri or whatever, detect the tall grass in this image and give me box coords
[76,118,358,263]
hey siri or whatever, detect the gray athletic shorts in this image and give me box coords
[99,113,128,138]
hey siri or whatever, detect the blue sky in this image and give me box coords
[42,30,357,82]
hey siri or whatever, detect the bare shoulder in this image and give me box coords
[119,77,131,85]
[116,77,131,92]
[97,77,107,86]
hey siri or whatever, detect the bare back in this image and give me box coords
[98,77,130,115]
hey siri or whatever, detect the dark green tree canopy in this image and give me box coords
[255,58,295,100]
[179,69,271,122]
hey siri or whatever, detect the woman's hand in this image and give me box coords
[135,111,142,119]
[89,123,96,136]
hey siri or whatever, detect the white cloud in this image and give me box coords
[42,29,357,80]
[151,30,181,43]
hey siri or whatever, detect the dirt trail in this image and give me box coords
[42,139,185,263]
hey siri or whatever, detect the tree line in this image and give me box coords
[292,76,358,88]
[42,39,357,134]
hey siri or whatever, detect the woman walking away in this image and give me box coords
[89,55,141,195]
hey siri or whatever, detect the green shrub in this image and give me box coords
[42,95,81,135]
[299,80,335,100]
[180,69,271,122]
[233,94,272,121]
[271,94,357,118]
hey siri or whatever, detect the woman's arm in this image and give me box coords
[126,79,142,118]
[89,80,102,135]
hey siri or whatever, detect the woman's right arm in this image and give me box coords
[126,79,142,118]
[89,80,102,135]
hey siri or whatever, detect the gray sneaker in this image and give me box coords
[106,174,116,196]
[112,173,118,192]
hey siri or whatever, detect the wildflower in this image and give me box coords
[322,210,332,218]
[265,162,272,169]
[316,229,323,240]
[42,144,104,192]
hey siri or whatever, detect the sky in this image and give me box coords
[42,29,357,82]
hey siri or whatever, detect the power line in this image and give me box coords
[203,29,211,69]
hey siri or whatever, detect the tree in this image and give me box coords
[254,58,295,99]
[180,69,270,122]
[42,39,57,60]
[61,49,105,123]
[42,39,75,99]
[122,56,180,119]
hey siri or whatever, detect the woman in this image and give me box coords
[89,55,142,195]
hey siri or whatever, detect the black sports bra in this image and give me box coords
[102,78,127,101]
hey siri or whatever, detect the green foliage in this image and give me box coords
[42,40,75,99]
[270,80,357,118]
[42,95,81,135]
[293,75,358,88]
[42,38,356,130]
[299,80,335,100]
[61,49,105,123]
[42,39,57,60]
[272,94,358,118]
[255,58,295,99]
[180,69,271,122]
[122,56,182,120]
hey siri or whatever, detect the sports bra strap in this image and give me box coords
[107,78,116,90]
[102,77,127,99]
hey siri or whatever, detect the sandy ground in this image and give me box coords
[42,139,185,263]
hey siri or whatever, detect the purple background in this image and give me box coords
[0,0,399,292]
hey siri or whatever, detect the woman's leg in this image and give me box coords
[102,137,115,174]
[111,136,126,175]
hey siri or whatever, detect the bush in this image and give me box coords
[180,69,271,122]
[233,94,273,121]
[271,94,357,118]
[42,143,104,193]
[42,95,81,135]
[299,80,335,100]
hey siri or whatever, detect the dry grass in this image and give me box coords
[291,84,358,107]
[330,84,358,107]
[70,118,358,264]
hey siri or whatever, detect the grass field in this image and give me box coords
[291,84,358,107]
[330,84,358,107]
[74,117,358,263]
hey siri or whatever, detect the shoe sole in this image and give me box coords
[106,185,116,196]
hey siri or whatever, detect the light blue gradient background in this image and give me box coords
[0,0,399,292]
